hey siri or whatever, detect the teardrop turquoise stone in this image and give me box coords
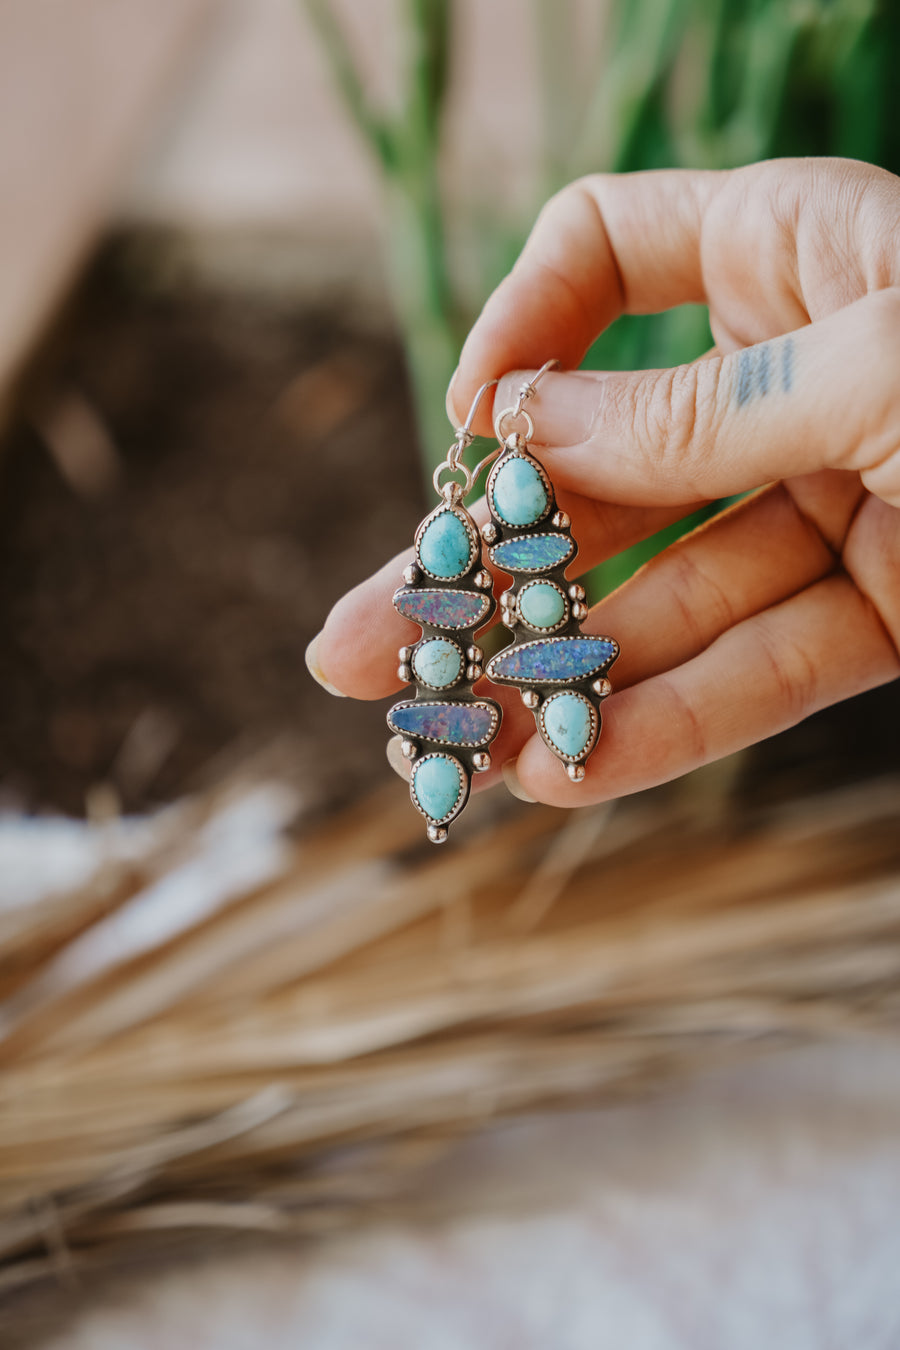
[490,533,573,573]
[519,582,566,630]
[412,754,464,821]
[417,510,473,579]
[486,636,617,684]
[490,456,549,526]
[411,638,462,688]
[542,693,593,757]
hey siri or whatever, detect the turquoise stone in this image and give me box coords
[490,533,574,574]
[490,456,549,526]
[411,638,462,689]
[486,636,617,684]
[412,754,464,821]
[417,509,473,579]
[388,700,498,746]
[519,582,566,630]
[542,693,594,758]
[394,588,490,630]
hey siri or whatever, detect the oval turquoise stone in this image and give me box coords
[543,693,593,758]
[417,510,473,579]
[412,754,464,821]
[519,582,566,630]
[490,533,574,574]
[412,638,462,688]
[491,456,549,526]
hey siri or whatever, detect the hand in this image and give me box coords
[308,158,900,807]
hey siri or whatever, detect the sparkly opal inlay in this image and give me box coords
[411,638,462,689]
[486,636,617,684]
[417,509,473,579]
[394,588,491,630]
[519,582,566,630]
[542,692,594,758]
[490,533,574,573]
[388,700,498,747]
[490,455,549,527]
[411,754,464,822]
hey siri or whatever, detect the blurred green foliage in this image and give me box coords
[306,0,899,585]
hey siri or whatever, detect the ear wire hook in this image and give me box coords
[494,358,559,444]
[435,378,499,497]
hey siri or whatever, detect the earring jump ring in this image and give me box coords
[494,405,535,444]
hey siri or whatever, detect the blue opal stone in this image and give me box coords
[412,754,464,821]
[417,509,473,579]
[542,693,594,758]
[394,588,490,630]
[519,582,566,630]
[490,455,549,526]
[486,636,617,684]
[411,638,462,689]
[490,533,574,574]
[388,700,498,746]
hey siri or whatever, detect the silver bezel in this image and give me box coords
[413,504,479,582]
[516,578,569,634]
[537,690,599,765]
[387,699,500,748]
[410,752,468,825]
[392,587,492,632]
[486,451,553,529]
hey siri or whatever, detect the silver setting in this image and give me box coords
[401,739,418,760]
[481,521,499,545]
[552,509,570,530]
[392,587,492,633]
[571,600,589,622]
[568,583,586,601]
[427,823,449,843]
[466,663,483,681]
[466,644,483,662]
[472,751,491,772]
[410,637,464,691]
[403,564,420,586]
[592,677,613,698]
[398,664,412,683]
[486,449,553,529]
[486,635,619,688]
[387,699,500,748]
[522,689,541,709]
[398,645,413,663]
[537,690,599,767]
[516,578,569,634]
[489,532,576,574]
[413,503,479,583]
[410,752,467,826]
[567,764,586,782]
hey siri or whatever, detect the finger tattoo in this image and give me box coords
[733,336,795,408]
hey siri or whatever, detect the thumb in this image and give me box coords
[495,288,900,509]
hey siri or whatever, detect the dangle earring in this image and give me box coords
[483,361,618,781]
[388,382,503,843]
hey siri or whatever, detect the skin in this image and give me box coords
[309,158,900,807]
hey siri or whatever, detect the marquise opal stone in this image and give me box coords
[394,588,490,630]
[490,533,573,573]
[542,693,594,758]
[417,510,473,579]
[519,582,566,630]
[412,753,464,821]
[486,636,617,684]
[411,638,462,689]
[389,701,497,746]
[490,456,549,526]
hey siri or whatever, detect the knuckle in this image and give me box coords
[632,360,724,494]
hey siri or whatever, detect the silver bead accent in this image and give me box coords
[572,600,589,621]
[466,645,483,663]
[522,689,540,709]
[466,664,483,681]
[567,763,586,782]
[592,677,613,698]
[403,564,419,585]
[398,664,413,683]
[398,645,412,663]
[401,739,418,760]
[481,522,498,544]
[427,823,449,844]
[474,568,493,590]
[568,583,586,601]
[552,510,570,529]
[472,751,491,772]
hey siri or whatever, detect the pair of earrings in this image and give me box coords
[388,361,618,842]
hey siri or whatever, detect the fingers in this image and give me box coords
[312,495,694,700]
[512,572,900,807]
[490,288,900,510]
[447,167,722,433]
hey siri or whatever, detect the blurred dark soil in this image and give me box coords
[0,243,423,817]
[0,240,896,819]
